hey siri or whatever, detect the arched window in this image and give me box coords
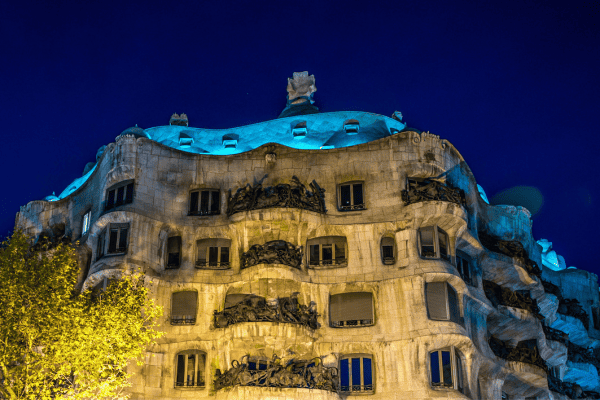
[429,347,464,393]
[175,350,206,388]
[171,291,198,325]
[381,236,395,265]
[330,292,374,327]
[425,282,461,323]
[307,236,347,267]
[339,354,374,394]
[418,226,450,261]
[196,238,231,269]
[166,236,182,269]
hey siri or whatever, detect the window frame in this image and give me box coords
[425,281,461,324]
[339,353,374,394]
[330,292,375,328]
[455,250,475,286]
[96,223,129,260]
[428,347,465,394]
[166,236,182,269]
[593,306,600,331]
[189,189,221,216]
[174,350,206,388]
[82,210,91,237]
[307,236,348,268]
[195,238,231,269]
[380,236,395,265]
[337,181,366,211]
[171,290,198,325]
[104,180,134,211]
[418,226,451,262]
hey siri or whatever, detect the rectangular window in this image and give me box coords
[339,355,374,394]
[166,236,182,269]
[82,210,91,236]
[171,291,198,325]
[189,189,220,216]
[593,307,600,331]
[107,225,128,254]
[381,237,395,265]
[456,252,473,286]
[307,236,348,267]
[430,348,464,393]
[196,238,231,269]
[175,351,205,387]
[330,292,374,327]
[338,182,365,211]
[105,181,134,211]
[418,226,452,261]
[426,282,461,323]
[97,230,106,259]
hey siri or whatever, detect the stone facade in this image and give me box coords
[15,74,600,399]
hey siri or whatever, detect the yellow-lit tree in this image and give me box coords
[0,231,163,400]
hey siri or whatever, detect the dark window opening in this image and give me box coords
[330,292,374,327]
[339,355,373,393]
[166,236,182,269]
[171,291,198,325]
[189,189,220,216]
[97,224,129,259]
[593,307,600,331]
[105,181,134,211]
[307,236,347,267]
[196,238,231,269]
[381,237,395,265]
[175,351,205,388]
[456,251,474,286]
[418,226,451,261]
[338,182,365,211]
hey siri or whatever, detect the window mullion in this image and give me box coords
[194,354,198,386]
[438,351,443,386]
[350,184,354,206]
[183,355,188,387]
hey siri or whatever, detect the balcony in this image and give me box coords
[483,280,544,319]
[195,260,230,270]
[488,336,548,371]
[479,231,541,279]
[401,178,466,207]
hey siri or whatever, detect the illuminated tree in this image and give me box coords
[0,231,163,400]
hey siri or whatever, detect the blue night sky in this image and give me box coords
[0,0,598,276]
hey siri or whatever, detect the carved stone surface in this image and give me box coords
[479,231,542,278]
[483,280,544,319]
[286,72,317,105]
[213,293,318,330]
[548,374,585,399]
[240,240,303,270]
[558,298,590,330]
[401,178,466,207]
[227,176,326,216]
[567,342,600,371]
[488,336,548,370]
[542,323,569,345]
[214,355,338,392]
[541,279,563,299]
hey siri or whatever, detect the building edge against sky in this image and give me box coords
[14,72,600,399]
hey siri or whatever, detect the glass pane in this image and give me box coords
[456,353,463,392]
[108,229,118,253]
[340,358,349,390]
[420,227,435,258]
[176,354,185,386]
[353,183,363,205]
[322,244,333,262]
[430,352,440,384]
[209,247,219,264]
[382,245,394,259]
[258,361,267,370]
[82,213,90,235]
[309,245,320,265]
[197,355,205,386]
[438,228,449,260]
[220,247,229,264]
[352,358,361,388]
[363,358,372,386]
[441,351,452,387]
[200,191,209,213]
[335,243,345,262]
[116,186,125,205]
[210,191,220,213]
[248,361,257,370]
[106,190,115,209]
[190,191,199,213]
[125,183,134,204]
[118,228,128,251]
[340,185,351,207]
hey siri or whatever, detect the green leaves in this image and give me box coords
[0,231,163,400]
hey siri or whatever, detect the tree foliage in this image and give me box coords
[0,231,163,400]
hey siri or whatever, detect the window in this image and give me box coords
[189,189,220,216]
[593,307,600,330]
[330,292,374,327]
[105,180,134,211]
[175,351,205,388]
[381,237,395,265]
[425,282,461,323]
[338,182,365,211]
[166,236,182,269]
[418,226,451,261]
[292,121,307,138]
[455,251,474,286]
[429,348,464,393]
[171,291,198,325]
[82,210,91,236]
[97,224,129,260]
[307,236,347,267]
[196,239,231,269]
[343,119,360,135]
[339,354,373,394]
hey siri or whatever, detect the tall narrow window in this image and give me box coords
[430,348,464,393]
[338,182,365,211]
[381,236,395,265]
[426,282,461,323]
[307,236,347,267]
[82,210,91,236]
[330,292,374,327]
[171,291,198,325]
[97,230,106,260]
[105,181,134,211]
[189,189,220,216]
[339,354,373,394]
[456,251,474,286]
[196,239,231,269]
[593,307,600,331]
[108,224,128,254]
[175,351,206,388]
[418,226,451,261]
[166,236,182,269]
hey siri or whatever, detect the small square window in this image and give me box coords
[175,351,205,388]
[307,236,347,268]
[97,224,129,260]
[338,182,365,211]
[196,239,231,269]
[343,119,360,135]
[171,291,198,325]
[430,347,464,394]
[418,226,451,262]
[105,181,134,211]
[189,190,220,216]
[330,292,374,327]
[82,210,91,236]
[339,354,373,393]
